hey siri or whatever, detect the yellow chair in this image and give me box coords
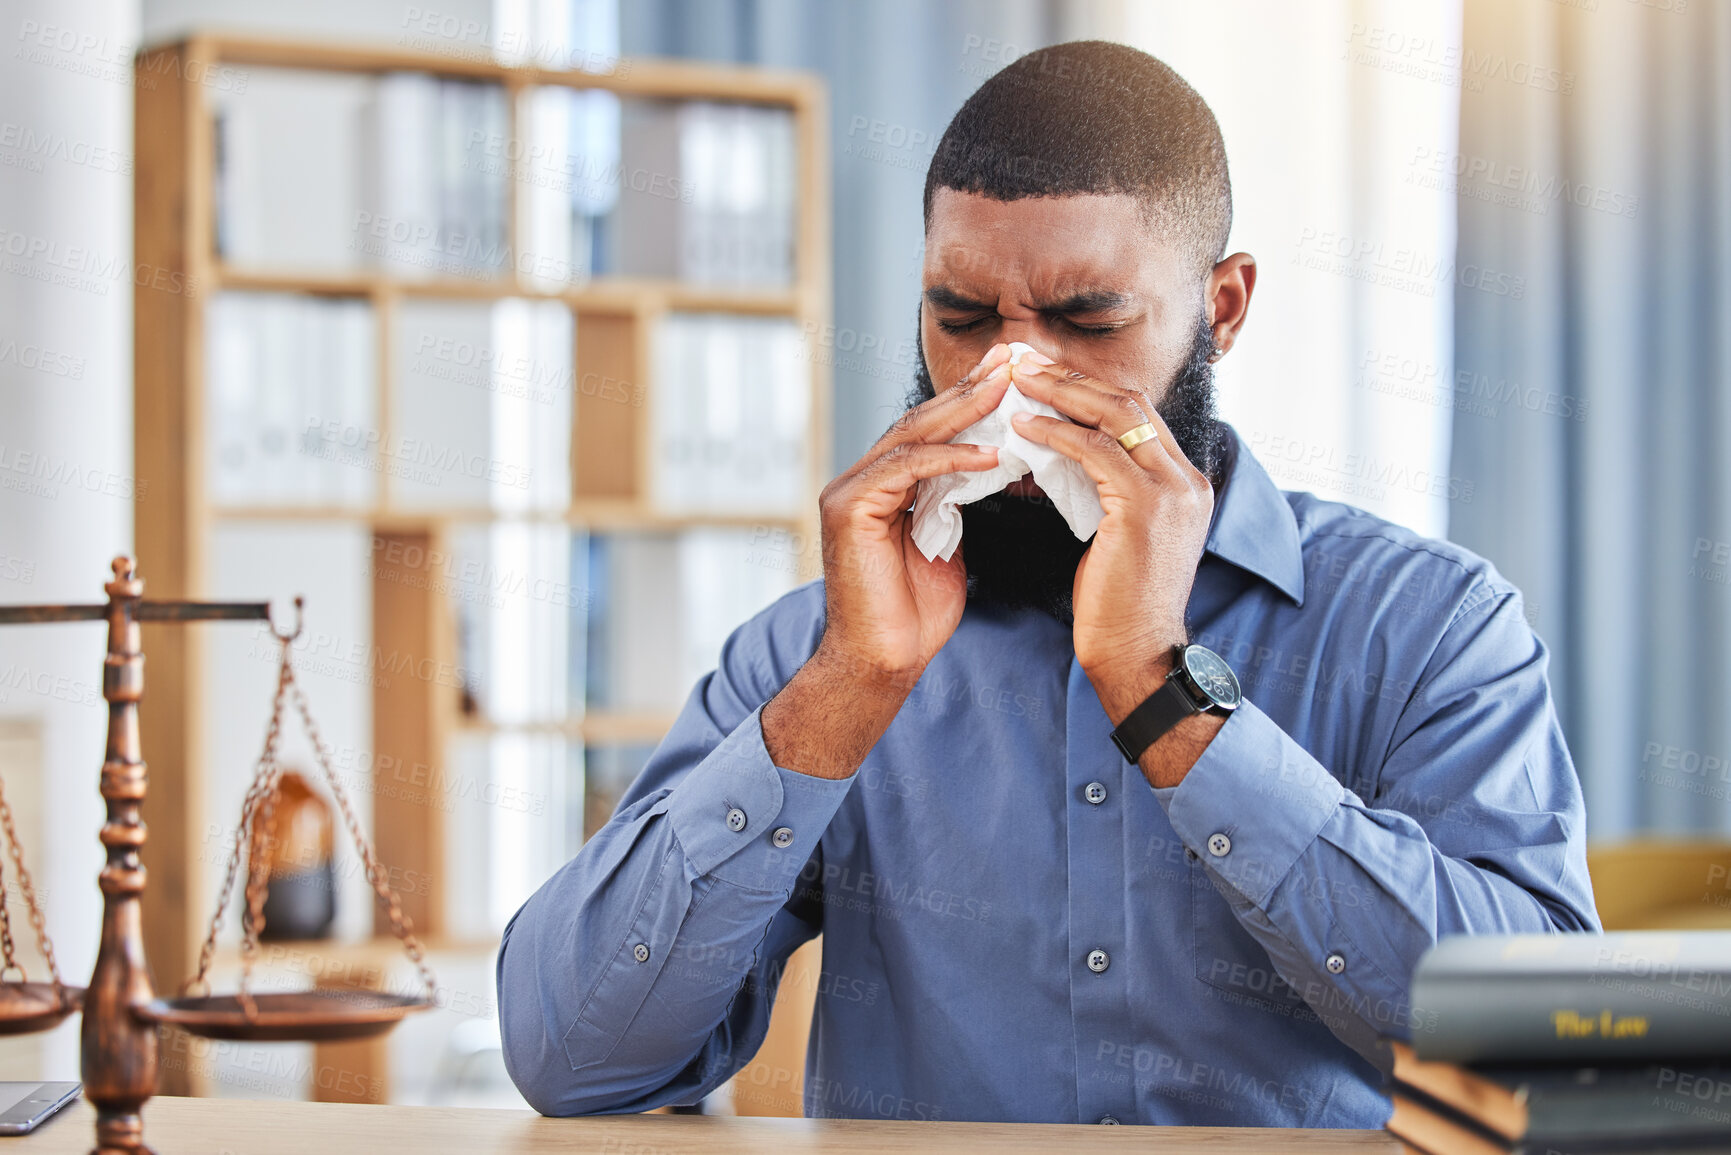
[727,938,821,1116]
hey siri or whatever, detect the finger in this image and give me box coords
[1010,365,1203,479]
[1009,411,1166,493]
[1115,420,1177,473]
[1103,396,1204,481]
[848,442,1002,509]
[1010,364,1157,443]
[960,343,1013,388]
[1016,410,1212,504]
[857,361,1013,472]
[1106,377,1160,438]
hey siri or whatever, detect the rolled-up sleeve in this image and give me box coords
[497,586,854,1116]
[1156,587,1599,1064]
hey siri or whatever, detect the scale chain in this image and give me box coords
[0,829,16,981]
[288,674,436,1001]
[188,621,436,1008]
[0,774,61,987]
[187,637,295,1003]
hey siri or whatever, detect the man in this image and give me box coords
[498,40,1598,1128]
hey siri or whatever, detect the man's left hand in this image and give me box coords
[1006,356,1215,753]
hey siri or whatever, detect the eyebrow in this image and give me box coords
[923,286,1134,314]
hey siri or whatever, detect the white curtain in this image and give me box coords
[1118,0,1463,539]
[1449,0,1731,839]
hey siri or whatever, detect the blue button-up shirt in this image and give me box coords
[497,425,1599,1128]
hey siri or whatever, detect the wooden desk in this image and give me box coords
[17,1096,1401,1153]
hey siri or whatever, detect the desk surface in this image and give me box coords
[20,1096,1403,1154]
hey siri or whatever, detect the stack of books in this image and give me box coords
[213,69,510,277]
[206,292,375,507]
[615,99,797,286]
[214,69,797,288]
[362,72,511,280]
[1389,931,1731,1154]
[650,312,809,515]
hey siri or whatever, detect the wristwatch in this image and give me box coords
[1109,643,1241,764]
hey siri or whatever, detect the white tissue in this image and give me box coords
[910,342,1105,563]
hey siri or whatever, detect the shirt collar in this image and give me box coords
[1203,424,1306,607]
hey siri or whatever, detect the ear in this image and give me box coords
[1203,253,1257,359]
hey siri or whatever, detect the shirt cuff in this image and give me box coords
[663,704,855,889]
[1153,698,1345,908]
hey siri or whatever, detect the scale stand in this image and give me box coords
[0,558,314,1155]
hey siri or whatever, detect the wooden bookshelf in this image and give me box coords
[134,34,830,1100]
[216,266,804,314]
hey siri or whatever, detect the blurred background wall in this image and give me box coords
[0,0,140,1084]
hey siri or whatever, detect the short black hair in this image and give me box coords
[923,40,1232,278]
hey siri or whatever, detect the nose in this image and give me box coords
[998,320,1049,355]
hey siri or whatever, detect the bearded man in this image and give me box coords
[498,39,1598,1128]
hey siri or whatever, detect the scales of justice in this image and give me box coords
[0,558,436,1154]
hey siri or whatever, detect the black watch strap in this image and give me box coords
[1109,676,1199,764]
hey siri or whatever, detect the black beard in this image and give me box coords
[903,313,1223,621]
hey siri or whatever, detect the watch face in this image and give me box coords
[1182,645,1242,709]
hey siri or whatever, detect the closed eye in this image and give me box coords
[1056,316,1123,336]
[933,315,1123,335]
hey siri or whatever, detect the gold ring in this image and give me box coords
[1117,423,1159,452]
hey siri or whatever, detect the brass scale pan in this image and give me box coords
[0,588,433,1044]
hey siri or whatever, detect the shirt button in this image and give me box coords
[1099,1115,1120,1125]
[1084,781,1107,805]
[725,807,748,833]
[1086,949,1110,974]
[1207,832,1232,857]
[632,943,650,963]
[772,826,794,848]
[1326,952,1346,975]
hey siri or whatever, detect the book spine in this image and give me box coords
[1413,973,1731,1063]
[1387,1094,1510,1155]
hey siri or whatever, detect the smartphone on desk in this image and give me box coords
[0,1082,80,1135]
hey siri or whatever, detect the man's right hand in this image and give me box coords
[817,343,1014,677]
[761,344,1014,779]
